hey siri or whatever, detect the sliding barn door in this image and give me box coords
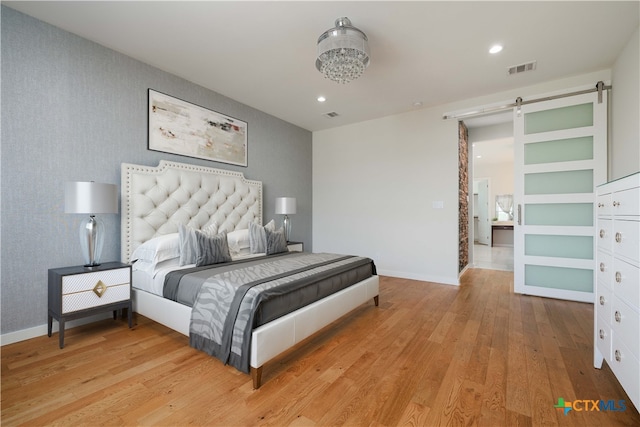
[514,91,607,302]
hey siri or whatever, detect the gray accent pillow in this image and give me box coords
[266,228,288,255]
[249,220,276,254]
[195,230,232,267]
[178,223,198,266]
[249,221,267,254]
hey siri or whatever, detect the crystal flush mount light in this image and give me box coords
[316,17,370,84]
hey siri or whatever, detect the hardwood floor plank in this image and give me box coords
[3,270,640,426]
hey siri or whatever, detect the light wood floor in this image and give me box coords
[2,270,639,426]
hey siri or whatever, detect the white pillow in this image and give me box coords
[131,233,180,264]
[133,257,181,276]
[227,229,250,255]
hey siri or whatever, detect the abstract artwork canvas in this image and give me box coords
[148,89,247,166]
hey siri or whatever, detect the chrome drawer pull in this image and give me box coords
[613,201,620,207]
[614,311,621,322]
[599,229,605,238]
[599,262,605,272]
[599,296,605,305]
[599,329,605,339]
[615,272,622,283]
[615,232,622,243]
[598,203,604,208]
[614,350,621,362]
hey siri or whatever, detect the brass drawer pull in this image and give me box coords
[615,350,621,362]
[615,311,621,323]
[93,280,107,297]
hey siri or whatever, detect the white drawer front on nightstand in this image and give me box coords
[62,283,130,313]
[610,334,640,409]
[62,268,130,294]
[611,296,640,360]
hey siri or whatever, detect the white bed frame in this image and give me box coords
[121,161,379,388]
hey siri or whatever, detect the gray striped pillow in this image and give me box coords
[195,230,232,266]
[266,228,288,255]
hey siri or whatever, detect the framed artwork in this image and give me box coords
[148,89,247,166]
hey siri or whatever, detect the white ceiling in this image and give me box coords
[5,1,638,132]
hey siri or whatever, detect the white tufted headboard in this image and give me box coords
[121,160,262,263]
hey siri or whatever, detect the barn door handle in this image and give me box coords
[517,204,522,225]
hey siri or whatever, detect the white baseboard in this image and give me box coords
[376,268,459,286]
[1,312,112,346]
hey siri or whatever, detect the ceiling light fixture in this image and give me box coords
[317,96,326,102]
[489,44,503,54]
[316,17,370,84]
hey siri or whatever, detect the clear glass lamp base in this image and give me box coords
[79,215,104,267]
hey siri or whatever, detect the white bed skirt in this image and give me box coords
[132,274,379,374]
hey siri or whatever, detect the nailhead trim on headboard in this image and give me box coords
[121,161,263,263]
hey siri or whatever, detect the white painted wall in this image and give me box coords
[313,108,459,284]
[474,161,514,220]
[313,69,612,286]
[611,26,639,180]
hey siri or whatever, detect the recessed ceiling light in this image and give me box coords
[476,155,482,158]
[317,96,326,102]
[413,101,423,108]
[489,44,503,54]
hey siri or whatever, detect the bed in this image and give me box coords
[121,160,379,388]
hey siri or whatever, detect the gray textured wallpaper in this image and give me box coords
[1,7,312,334]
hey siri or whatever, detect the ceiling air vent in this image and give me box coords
[507,61,537,75]
[323,111,340,118]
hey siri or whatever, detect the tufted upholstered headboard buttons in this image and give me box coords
[121,161,263,263]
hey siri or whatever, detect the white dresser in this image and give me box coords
[594,172,639,412]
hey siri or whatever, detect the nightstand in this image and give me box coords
[48,262,132,348]
[287,242,303,252]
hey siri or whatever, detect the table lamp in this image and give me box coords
[275,197,297,242]
[65,181,118,268]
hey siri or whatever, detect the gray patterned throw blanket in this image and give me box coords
[186,252,376,373]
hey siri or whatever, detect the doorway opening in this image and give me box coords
[465,112,514,271]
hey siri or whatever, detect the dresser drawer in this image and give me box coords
[612,186,640,217]
[61,267,129,294]
[596,282,612,320]
[612,258,640,308]
[597,192,612,217]
[611,296,640,360]
[597,218,613,253]
[613,220,640,265]
[597,251,613,290]
[610,334,640,409]
[595,314,611,361]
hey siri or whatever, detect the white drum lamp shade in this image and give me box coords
[275,197,297,242]
[65,182,118,267]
